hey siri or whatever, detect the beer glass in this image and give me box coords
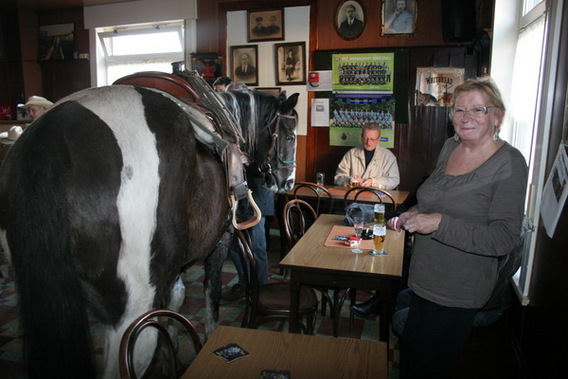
[349,177,359,188]
[370,223,387,256]
[374,204,385,224]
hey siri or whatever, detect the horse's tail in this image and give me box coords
[1,116,96,378]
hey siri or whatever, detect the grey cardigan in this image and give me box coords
[408,138,528,308]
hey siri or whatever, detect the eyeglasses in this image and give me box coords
[450,106,497,119]
[362,137,380,142]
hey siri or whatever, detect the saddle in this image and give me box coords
[113,71,261,230]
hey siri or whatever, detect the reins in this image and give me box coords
[257,111,297,179]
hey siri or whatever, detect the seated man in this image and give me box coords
[334,123,400,189]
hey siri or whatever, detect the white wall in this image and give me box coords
[84,0,196,29]
[84,0,197,86]
[226,7,310,135]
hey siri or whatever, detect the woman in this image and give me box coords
[395,78,528,378]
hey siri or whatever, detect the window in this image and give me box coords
[96,21,184,85]
[494,0,564,304]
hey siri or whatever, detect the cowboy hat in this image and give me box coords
[19,96,54,109]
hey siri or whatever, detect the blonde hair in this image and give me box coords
[452,77,506,132]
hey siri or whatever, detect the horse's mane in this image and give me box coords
[219,91,278,153]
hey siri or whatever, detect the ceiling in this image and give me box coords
[2,0,136,12]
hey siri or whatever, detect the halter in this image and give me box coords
[257,111,297,178]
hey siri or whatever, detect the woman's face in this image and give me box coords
[452,90,503,143]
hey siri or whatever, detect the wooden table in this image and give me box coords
[280,214,405,342]
[183,325,388,378]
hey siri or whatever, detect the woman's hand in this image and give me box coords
[403,213,442,234]
[395,207,419,232]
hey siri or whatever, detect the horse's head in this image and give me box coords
[220,90,299,194]
[258,91,299,194]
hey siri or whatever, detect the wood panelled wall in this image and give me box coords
[197,0,492,191]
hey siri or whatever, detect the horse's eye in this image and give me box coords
[286,135,295,143]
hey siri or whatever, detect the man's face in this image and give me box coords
[346,7,355,20]
[361,128,381,151]
[241,54,249,66]
[396,0,407,11]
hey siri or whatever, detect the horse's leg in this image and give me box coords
[101,291,158,379]
[203,229,233,338]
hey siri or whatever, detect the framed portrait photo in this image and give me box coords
[255,87,281,97]
[190,52,223,86]
[247,8,285,42]
[335,0,365,40]
[275,42,306,85]
[382,0,418,36]
[231,45,258,86]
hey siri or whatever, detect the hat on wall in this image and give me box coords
[20,96,54,110]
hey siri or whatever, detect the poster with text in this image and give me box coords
[332,53,394,92]
[415,67,465,107]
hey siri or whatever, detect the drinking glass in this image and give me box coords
[352,217,364,253]
[316,172,325,186]
[370,223,387,256]
[374,204,385,224]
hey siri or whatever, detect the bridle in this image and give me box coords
[257,110,297,180]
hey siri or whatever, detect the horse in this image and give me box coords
[0,83,299,378]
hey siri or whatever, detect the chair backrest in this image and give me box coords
[343,187,397,212]
[119,309,202,379]
[282,199,318,252]
[290,181,334,214]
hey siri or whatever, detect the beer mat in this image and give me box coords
[324,225,374,249]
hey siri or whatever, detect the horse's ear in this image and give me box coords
[279,93,299,114]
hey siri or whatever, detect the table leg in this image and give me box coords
[288,271,301,333]
[379,278,392,342]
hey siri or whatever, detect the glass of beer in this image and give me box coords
[349,177,359,188]
[374,204,385,224]
[370,224,387,256]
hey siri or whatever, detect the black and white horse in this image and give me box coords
[0,84,298,378]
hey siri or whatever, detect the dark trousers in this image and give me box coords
[399,292,477,379]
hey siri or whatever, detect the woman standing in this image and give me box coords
[395,78,528,378]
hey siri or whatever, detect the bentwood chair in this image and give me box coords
[343,186,397,212]
[289,181,335,215]
[281,199,354,337]
[119,309,202,379]
[235,229,318,334]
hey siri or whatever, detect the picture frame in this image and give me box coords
[190,52,223,86]
[335,1,366,41]
[275,42,306,85]
[38,23,75,60]
[231,45,259,86]
[247,8,285,42]
[255,87,281,97]
[382,0,418,36]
